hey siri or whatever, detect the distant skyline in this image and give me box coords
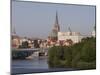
[12,1,96,39]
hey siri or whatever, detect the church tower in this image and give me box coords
[53,11,60,32]
[12,26,19,39]
[50,11,60,41]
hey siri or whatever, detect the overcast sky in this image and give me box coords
[12,1,96,39]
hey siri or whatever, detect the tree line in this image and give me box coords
[48,37,96,70]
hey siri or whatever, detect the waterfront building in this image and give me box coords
[19,37,34,48]
[28,39,34,48]
[12,26,20,48]
[11,26,34,48]
[12,37,20,48]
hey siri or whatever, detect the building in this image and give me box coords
[47,12,86,46]
[91,30,95,37]
[91,26,96,37]
[58,31,84,44]
[49,12,60,41]
[12,26,20,48]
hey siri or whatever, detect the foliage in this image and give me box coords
[34,40,40,48]
[48,37,96,69]
[19,41,29,48]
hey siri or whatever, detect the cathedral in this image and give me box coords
[48,11,85,45]
[49,12,60,41]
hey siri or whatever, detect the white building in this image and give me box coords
[19,37,28,46]
[58,32,84,44]
[91,26,96,37]
[91,29,96,37]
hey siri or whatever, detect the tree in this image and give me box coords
[19,41,29,48]
[66,39,73,46]
[48,37,96,69]
[34,40,40,48]
[80,40,96,62]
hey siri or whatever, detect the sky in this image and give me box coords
[12,0,96,39]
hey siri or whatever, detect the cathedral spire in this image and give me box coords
[55,11,59,25]
[54,11,60,32]
[49,11,60,41]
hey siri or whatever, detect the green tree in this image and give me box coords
[48,37,96,69]
[19,41,29,48]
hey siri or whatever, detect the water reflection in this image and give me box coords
[12,56,48,69]
[12,56,75,74]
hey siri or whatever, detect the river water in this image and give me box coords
[11,56,75,74]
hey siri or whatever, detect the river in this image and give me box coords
[11,56,75,74]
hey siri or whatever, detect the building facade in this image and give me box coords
[58,32,84,44]
[11,26,20,49]
[91,26,96,37]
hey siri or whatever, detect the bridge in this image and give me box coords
[12,48,49,59]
